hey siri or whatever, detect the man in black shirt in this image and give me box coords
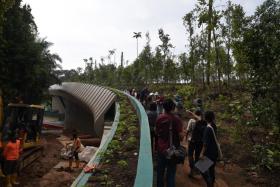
[200,111,218,187]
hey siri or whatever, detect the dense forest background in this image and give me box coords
[0,0,279,181]
[0,0,61,104]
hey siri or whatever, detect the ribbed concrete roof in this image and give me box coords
[49,82,117,138]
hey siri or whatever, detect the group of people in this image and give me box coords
[127,87,165,113]
[0,133,21,187]
[146,97,220,187]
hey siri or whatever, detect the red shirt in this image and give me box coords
[156,113,183,154]
[3,140,21,160]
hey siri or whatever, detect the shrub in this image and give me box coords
[117,160,128,169]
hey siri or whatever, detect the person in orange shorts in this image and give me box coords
[3,134,21,187]
[68,132,81,170]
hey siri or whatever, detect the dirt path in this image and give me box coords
[19,133,64,186]
[175,140,254,187]
[176,159,254,187]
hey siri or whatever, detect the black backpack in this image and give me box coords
[191,120,207,142]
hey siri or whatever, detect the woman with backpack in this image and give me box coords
[186,110,206,178]
[155,99,184,187]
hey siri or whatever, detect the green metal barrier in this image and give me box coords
[72,91,153,187]
[71,102,120,187]
[124,93,153,187]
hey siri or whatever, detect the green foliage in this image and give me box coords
[176,85,196,109]
[0,0,61,104]
[176,85,196,98]
[125,137,137,150]
[0,0,14,33]
[117,160,128,169]
[108,140,121,151]
[115,124,126,135]
[252,144,280,171]
[96,91,139,186]
[242,0,280,130]
[128,126,137,134]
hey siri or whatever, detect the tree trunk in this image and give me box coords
[227,41,231,87]
[136,38,139,58]
[213,29,221,93]
[189,34,195,84]
[202,61,206,88]
[206,0,213,86]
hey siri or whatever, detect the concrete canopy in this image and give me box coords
[49,82,117,138]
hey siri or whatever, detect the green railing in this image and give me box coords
[71,102,120,187]
[72,91,153,187]
[124,93,153,187]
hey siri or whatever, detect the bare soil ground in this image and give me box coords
[175,140,255,187]
[173,115,277,187]
[18,132,82,187]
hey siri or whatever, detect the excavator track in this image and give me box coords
[19,146,44,170]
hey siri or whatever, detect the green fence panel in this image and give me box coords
[124,93,153,187]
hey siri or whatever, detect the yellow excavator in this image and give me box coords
[0,95,44,170]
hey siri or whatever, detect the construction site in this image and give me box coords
[1,0,279,186]
[0,83,120,187]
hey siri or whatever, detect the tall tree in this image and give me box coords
[231,4,248,84]
[133,32,141,58]
[207,0,214,85]
[120,52,124,67]
[0,0,61,104]
[221,0,234,86]
[0,0,14,34]
[183,11,196,83]
[195,0,214,86]
[212,9,223,91]
[243,0,280,128]
[158,28,174,82]
[108,49,116,64]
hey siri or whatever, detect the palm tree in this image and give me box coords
[100,57,105,65]
[108,49,116,65]
[133,32,142,58]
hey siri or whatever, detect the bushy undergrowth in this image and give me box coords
[149,83,280,174]
[90,91,139,186]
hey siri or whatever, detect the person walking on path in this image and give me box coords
[3,134,21,187]
[68,132,81,170]
[155,99,184,187]
[155,92,164,115]
[140,87,149,106]
[146,102,158,155]
[200,111,218,187]
[186,110,206,178]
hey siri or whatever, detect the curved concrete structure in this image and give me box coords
[49,82,117,138]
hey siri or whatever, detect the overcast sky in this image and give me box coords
[22,0,264,70]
